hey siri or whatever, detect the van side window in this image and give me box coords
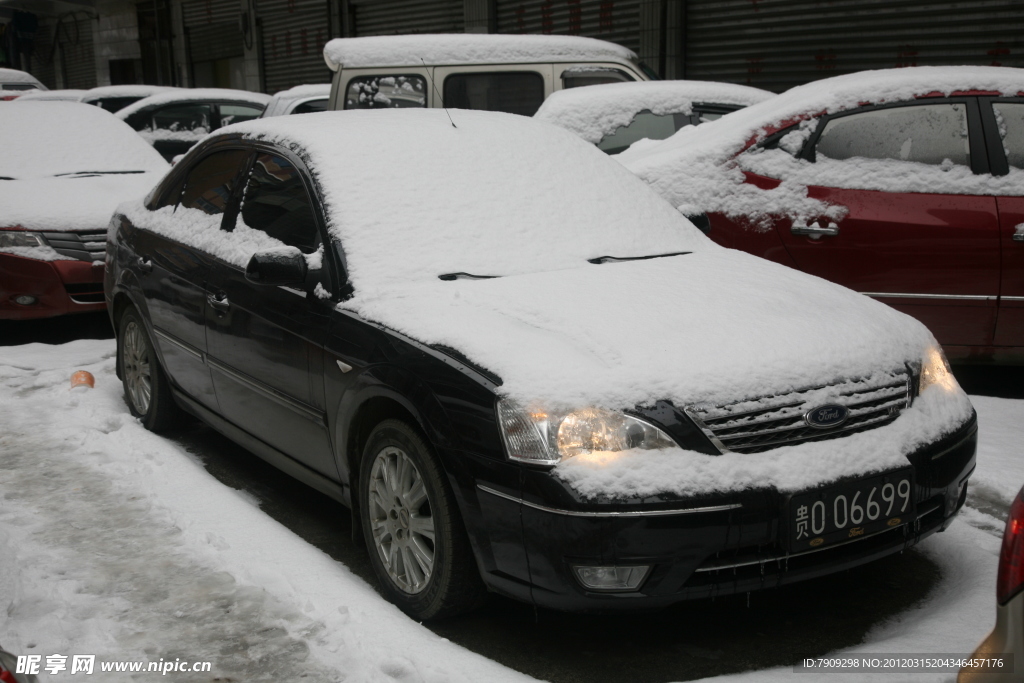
[345,75,427,109]
[443,72,544,116]
[561,67,632,89]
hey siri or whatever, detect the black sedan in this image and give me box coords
[105,109,977,620]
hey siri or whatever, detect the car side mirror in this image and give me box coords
[245,247,308,286]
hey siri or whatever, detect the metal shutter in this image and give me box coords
[349,0,464,36]
[61,15,97,89]
[182,0,244,63]
[257,0,332,94]
[684,0,1024,94]
[495,0,641,55]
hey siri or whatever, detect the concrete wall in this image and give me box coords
[92,0,141,86]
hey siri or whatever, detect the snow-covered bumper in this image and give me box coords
[0,253,106,320]
[469,414,975,613]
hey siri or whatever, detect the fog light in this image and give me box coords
[572,565,650,592]
[13,295,37,306]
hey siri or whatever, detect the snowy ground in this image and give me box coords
[0,339,1020,682]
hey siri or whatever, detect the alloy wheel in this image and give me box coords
[123,320,152,415]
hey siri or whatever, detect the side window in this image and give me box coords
[815,103,971,168]
[345,75,426,109]
[152,103,213,136]
[292,98,328,115]
[239,153,320,254]
[218,104,264,127]
[561,67,632,89]
[443,72,544,117]
[597,111,690,155]
[992,102,1024,170]
[179,149,251,215]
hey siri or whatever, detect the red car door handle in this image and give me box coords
[791,221,840,238]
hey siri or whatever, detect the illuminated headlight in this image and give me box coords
[496,399,677,466]
[0,231,44,248]
[919,345,959,394]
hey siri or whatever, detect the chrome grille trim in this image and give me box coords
[685,370,913,454]
[39,230,107,262]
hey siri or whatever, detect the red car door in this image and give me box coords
[760,100,1002,354]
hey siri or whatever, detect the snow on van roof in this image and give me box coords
[115,88,270,120]
[535,80,775,144]
[262,84,331,117]
[81,85,178,101]
[322,33,638,70]
[0,67,44,85]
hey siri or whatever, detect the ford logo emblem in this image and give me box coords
[804,404,849,429]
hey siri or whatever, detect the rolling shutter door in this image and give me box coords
[257,0,332,94]
[684,0,1024,93]
[182,0,243,64]
[62,15,96,89]
[495,0,641,55]
[349,0,464,37]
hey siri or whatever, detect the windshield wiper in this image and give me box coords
[54,170,147,177]
[588,251,691,265]
[438,272,499,281]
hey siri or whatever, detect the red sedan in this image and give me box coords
[0,102,168,320]
[625,66,1024,364]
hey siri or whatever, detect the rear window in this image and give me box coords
[443,72,544,117]
[92,96,143,112]
[597,110,691,155]
[293,98,328,115]
[345,75,426,110]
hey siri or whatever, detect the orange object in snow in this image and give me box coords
[70,370,95,389]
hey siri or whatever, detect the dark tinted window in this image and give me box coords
[153,103,212,133]
[240,153,319,254]
[95,96,143,112]
[345,75,426,109]
[443,72,544,116]
[815,103,970,167]
[179,149,250,215]
[292,98,328,115]
[993,102,1024,170]
[561,68,632,89]
[597,110,691,155]
[219,104,264,127]
[1,83,38,91]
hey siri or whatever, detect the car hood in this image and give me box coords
[0,172,163,231]
[346,247,937,409]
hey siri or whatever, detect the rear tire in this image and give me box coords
[359,419,486,620]
[118,307,183,432]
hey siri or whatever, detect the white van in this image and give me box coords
[322,34,651,117]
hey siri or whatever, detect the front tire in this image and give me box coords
[118,307,182,432]
[359,419,485,620]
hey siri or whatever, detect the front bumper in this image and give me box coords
[471,415,977,613]
[0,253,106,320]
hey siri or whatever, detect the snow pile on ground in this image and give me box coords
[323,33,637,70]
[535,80,774,144]
[115,89,270,122]
[623,66,1024,223]
[0,341,533,683]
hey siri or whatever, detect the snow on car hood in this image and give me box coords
[0,172,164,231]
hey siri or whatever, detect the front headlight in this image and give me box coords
[0,231,44,248]
[919,345,959,395]
[496,399,677,466]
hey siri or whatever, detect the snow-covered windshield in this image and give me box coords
[226,109,708,290]
[0,101,168,179]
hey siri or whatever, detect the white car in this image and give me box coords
[261,84,331,117]
[0,67,45,101]
[535,80,774,155]
[80,84,178,113]
[12,89,88,102]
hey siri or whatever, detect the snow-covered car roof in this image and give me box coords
[261,84,331,117]
[322,33,638,70]
[115,88,271,121]
[0,67,45,88]
[12,89,88,102]
[0,102,168,230]
[535,80,775,144]
[80,84,178,103]
[622,66,1024,220]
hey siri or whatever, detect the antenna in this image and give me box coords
[422,58,456,128]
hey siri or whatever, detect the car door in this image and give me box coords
[127,148,250,410]
[763,99,1001,350]
[980,98,1024,352]
[203,147,338,478]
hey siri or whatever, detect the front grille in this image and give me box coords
[40,230,107,262]
[686,370,912,454]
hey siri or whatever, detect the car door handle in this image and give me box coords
[207,293,230,312]
[136,256,153,272]
[791,221,840,238]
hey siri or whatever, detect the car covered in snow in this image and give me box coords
[261,84,331,118]
[323,34,651,117]
[624,66,1024,364]
[80,84,178,113]
[116,88,270,161]
[1,102,168,320]
[106,109,976,619]
[535,80,773,155]
[11,88,88,102]
[0,67,45,101]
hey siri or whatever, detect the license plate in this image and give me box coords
[787,469,915,552]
